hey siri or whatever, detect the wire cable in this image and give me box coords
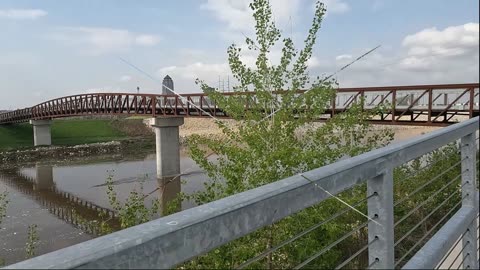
[394,160,463,207]
[396,151,461,186]
[454,250,472,270]
[299,174,381,226]
[119,57,224,123]
[261,45,381,122]
[395,176,465,227]
[394,184,464,247]
[394,195,465,267]
[436,232,466,268]
[447,241,470,270]
[236,193,375,269]
[294,220,370,269]
[367,258,379,269]
[334,237,377,269]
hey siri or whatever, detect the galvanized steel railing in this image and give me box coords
[3,117,478,269]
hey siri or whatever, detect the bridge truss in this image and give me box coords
[1,83,478,126]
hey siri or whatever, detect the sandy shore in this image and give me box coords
[178,118,443,143]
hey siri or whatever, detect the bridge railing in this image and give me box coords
[4,117,478,269]
[0,83,478,125]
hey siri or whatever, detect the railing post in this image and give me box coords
[460,133,478,269]
[468,87,474,119]
[392,90,397,123]
[428,88,433,123]
[367,168,394,269]
[152,96,157,117]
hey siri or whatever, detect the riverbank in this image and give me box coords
[1,117,444,148]
[0,117,218,167]
[0,119,133,151]
[0,117,443,167]
[0,139,157,168]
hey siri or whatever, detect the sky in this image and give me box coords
[0,0,479,109]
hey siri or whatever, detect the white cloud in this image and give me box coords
[336,54,352,61]
[398,23,479,71]
[84,86,123,94]
[135,34,161,46]
[201,0,252,32]
[0,9,47,20]
[322,0,350,14]
[307,56,320,68]
[155,22,479,94]
[120,75,132,82]
[51,27,161,55]
[201,0,301,36]
[157,62,236,92]
[326,23,479,86]
[158,62,229,81]
[402,23,479,57]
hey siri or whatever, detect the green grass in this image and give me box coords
[0,119,128,151]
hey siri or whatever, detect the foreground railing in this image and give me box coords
[3,117,479,269]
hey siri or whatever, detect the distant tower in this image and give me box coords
[136,86,140,94]
[162,75,174,95]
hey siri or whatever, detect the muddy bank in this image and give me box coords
[0,139,156,168]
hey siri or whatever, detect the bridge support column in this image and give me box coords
[150,117,184,179]
[30,119,52,146]
[34,165,54,190]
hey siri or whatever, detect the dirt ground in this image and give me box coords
[177,118,443,143]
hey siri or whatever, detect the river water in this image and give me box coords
[0,152,210,265]
[0,126,442,265]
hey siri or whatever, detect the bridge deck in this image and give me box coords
[1,83,478,126]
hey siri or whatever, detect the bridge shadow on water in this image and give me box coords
[0,163,185,265]
[0,166,121,236]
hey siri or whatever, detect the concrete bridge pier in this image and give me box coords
[34,164,54,190]
[150,117,184,214]
[150,117,184,179]
[29,119,52,146]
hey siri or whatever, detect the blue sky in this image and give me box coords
[1,0,479,108]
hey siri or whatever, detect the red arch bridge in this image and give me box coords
[0,83,478,126]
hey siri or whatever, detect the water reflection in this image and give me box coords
[157,176,181,215]
[0,165,120,236]
[0,154,208,265]
[34,165,53,191]
[0,164,191,235]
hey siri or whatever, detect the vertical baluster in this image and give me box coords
[367,168,394,269]
[460,133,478,269]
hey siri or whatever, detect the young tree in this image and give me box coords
[181,0,394,268]
[189,0,393,202]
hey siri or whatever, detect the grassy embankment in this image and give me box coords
[0,119,151,151]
